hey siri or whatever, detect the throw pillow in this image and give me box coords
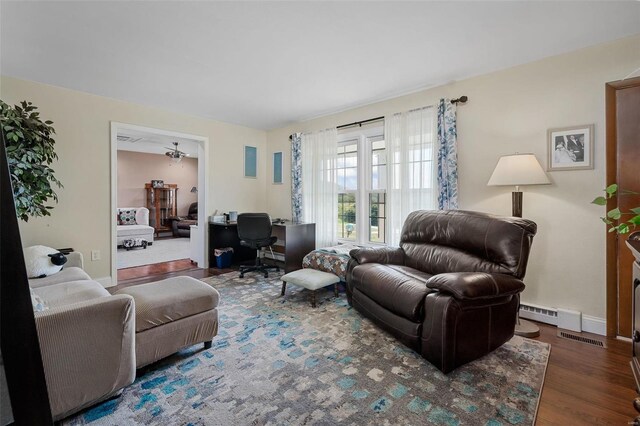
[118,209,137,225]
[23,245,65,278]
[30,288,49,313]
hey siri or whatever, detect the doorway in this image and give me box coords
[110,123,209,284]
[605,77,640,338]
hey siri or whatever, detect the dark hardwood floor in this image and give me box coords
[117,258,200,284]
[113,262,637,424]
[535,325,636,425]
[114,259,225,291]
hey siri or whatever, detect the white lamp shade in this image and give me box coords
[487,154,550,186]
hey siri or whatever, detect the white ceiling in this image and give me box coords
[1,1,639,130]
[117,128,199,158]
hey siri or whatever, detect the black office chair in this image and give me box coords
[237,213,279,278]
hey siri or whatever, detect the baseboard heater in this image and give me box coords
[519,303,558,326]
[519,303,606,335]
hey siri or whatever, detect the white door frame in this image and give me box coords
[109,122,210,285]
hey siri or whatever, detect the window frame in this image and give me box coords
[336,125,386,245]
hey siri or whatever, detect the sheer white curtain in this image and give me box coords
[301,128,338,248]
[385,107,438,246]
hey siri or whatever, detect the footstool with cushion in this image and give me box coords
[116,276,220,368]
[280,268,340,308]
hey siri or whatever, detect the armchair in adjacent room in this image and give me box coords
[170,202,198,237]
[346,209,537,373]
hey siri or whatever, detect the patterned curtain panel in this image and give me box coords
[385,107,438,246]
[301,129,338,248]
[437,99,459,210]
[290,133,302,222]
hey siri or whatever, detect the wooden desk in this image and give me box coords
[271,222,316,273]
[208,221,316,273]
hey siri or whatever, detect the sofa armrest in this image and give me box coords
[136,207,150,226]
[349,246,405,265]
[35,295,136,420]
[426,272,525,300]
[65,251,84,269]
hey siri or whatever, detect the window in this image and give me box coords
[337,141,358,240]
[336,127,386,244]
[369,137,386,243]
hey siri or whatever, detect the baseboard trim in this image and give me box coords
[581,315,606,336]
[96,276,115,288]
[520,303,606,336]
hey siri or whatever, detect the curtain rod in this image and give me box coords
[288,96,468,139]
[336,116,384,130]
[336,96,467,130]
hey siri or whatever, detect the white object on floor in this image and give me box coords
[117,238,190,269]
[122,238,148,250]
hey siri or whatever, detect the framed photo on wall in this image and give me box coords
[151,179,164,188]
[547,124,594,171]
[273,151,283,184]
[244,145,257,178]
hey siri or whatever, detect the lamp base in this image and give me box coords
[512,191,523,218]
[515,316,540,338]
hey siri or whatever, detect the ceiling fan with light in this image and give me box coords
[165,142,189,163]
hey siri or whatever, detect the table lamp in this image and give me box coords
[487,153,550,337]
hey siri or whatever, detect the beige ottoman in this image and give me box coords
[281,268,340,308]
[116,276,220,368]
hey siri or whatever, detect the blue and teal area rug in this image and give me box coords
[66,271,550,425]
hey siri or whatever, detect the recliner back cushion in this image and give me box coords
[400,210,537,279]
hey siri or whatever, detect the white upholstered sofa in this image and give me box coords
[117,207,154,246]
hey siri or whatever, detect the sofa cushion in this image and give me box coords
[33,280,110,309]
[29,266,92,289]
[116,276,220,332]
[349,263,434,322]
[117,224,154,238]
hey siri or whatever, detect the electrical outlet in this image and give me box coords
[91,250,101,261]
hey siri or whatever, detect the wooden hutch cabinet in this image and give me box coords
[145,183,178,235]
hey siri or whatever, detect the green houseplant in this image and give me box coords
[592,184,640,234]
[1,100,62,221]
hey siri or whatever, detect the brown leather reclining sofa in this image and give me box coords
[346,209,537,373]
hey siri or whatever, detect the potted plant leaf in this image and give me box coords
[1,100,63,221]
[592,184,640,234]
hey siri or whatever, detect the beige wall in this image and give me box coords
[117,151,198,216]
[266,34,640,321]
[1,76,268,280]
